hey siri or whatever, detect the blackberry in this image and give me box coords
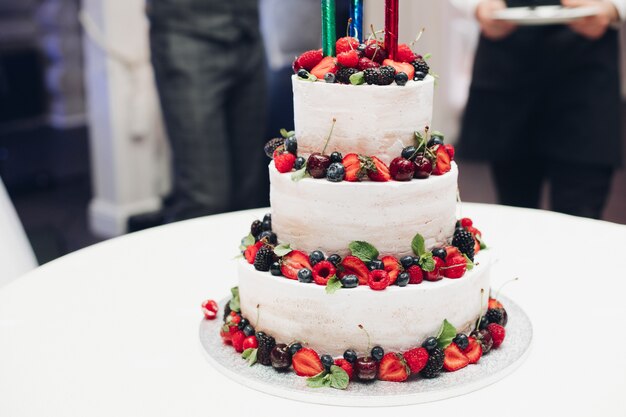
[486,308,504,325]
[336,67,358,84]
[378,66,396,85]
[256,332,276,366]
[250,220,262,238]
[452,227,475,261]
[264,137,284,158]
[223,302,232,320]
[411,58,429,76]
[254,245,273,271]
[363,68,379,85]
[420,347,444,378]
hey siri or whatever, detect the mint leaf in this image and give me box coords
[229,287,240,313]
[328,365,349,389]
[431,130,445,140]
[419,252,435,272]
[464,254,474,271]
[274,243,292,257]
[233,254,244,260]
[291,165,308,182]
[306,371,331,388]
[348,241,379,263]
[242,348,257,366]
[239,233,255,251]
[350,71,365,85]
[280,128,295,138]
[436,319,457,349]
[424,52,432,60]
[411,233,426,257]
[476,234,487,250]
[325,275,342,295]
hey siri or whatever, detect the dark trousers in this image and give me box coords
[491,160,613,219]
[150,23,268,221]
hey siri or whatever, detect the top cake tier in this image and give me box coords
[292,75,435,164]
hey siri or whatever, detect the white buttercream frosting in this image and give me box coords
[292,75,435,164]
[238,251,491,357]
[270,162,458,257]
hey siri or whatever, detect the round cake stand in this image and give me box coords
[198,295,532,407]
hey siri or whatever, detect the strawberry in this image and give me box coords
[334,358,354,380]
[382,59,415,80]
[293,49,323,72]
[443,343,470,372]
[201,299,218,320]
[312,260,336,285]
[445,245,461,259]
[220,327,233,344]
[280,250,312,280]
[444,144,455,160]
[231,330,246,353]
[336,36,359,54]
[403,347,429,373]
[487,323,506,348]
[489,298,504,310]
[432,145,452,176]
[274,152,296,173]
[368,269,390,291]
[378,353,410,382]
[343,153,366,182]
[443,253,467,279]
[367,156,390,182]
[340,255,370,285]
[463,337,483,364]
[381,256,401,285]
[244,241,263,264]
[337,50,359,68]
[292,348,324,377]
[461,218,473,228]
[423,257,444,281]
[407,264,423,284]
[310,56,338,79]
[396,43,416,63]
[357,57,380,70]
[242,335,258,350]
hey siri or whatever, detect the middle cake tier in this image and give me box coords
[270,161,458,257]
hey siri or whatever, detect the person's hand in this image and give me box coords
[563,0,620,39]
[476,0,517,40]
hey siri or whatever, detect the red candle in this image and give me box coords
[385,0,399,60]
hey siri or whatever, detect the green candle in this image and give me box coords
[321,0,336,56]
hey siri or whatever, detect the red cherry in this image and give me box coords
[389,157,415,181]
[413,156,433,179]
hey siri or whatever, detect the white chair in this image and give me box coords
[0,176,37,287]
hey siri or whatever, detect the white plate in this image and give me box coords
[492,6,599,25]
[198,295,533,407]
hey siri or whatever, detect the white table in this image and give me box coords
[1,204,625,416]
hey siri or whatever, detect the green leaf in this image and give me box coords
[242,348,258,366]
[411,233,426,257]
[328,365,349,390]
[476,234,487,250]
[464,254,474,271]
[348,241,379,263]
[229,287,240,313]
[242,233,255,247]
[423,52,432,60]
[325,275,342,295]
[233,254,244,260]
[279,128,295,138]
[431,130,444,140]
[306,371,331,388]
[291,166,308,182]
[274,243,293,257]
[349,71,365,85]
[419,252,435,272]
[436,319,457,349]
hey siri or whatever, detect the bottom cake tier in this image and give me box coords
[238,251,491,357]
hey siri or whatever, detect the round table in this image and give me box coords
[1,203,625,416]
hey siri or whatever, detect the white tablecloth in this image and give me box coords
[1,203,625,416]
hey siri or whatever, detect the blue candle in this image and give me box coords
[349,0,363,41]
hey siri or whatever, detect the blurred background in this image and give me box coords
[1,0,625,266]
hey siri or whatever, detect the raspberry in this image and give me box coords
[396,43,416,63]
[452,227,475,261]
[368,269,390,290]
[403,347,429,373]
[253,245,274,272]
[274,152,296,173]
[487,323,506,348]
[336,36,359,54]
[293,49,323,72]
[407,265,424,284]
[312,260,336,285]
[334,358,354,380]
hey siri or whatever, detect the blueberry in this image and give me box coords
[432,248,447,261]
[368,259,384,271]
[427,136,444,147]
[270,262,282,276]
[371,346,384,361]
[478,316,489,330]
[324,72,336,83]
[309,250,325,266]
[396,271,410,287]
[400,255,414,269]
[452,334,469,351]
[395,72,409,86]
[289,342,303,356]
[262,218,272,231]
[401,146,418,161]
[326,162,345,182]
[357,43,367,55]
[243,324,255,337]
[330,152,343,164]
[343,349,358,364]
[284,136,298,155]
[297,268,313,283]
[340,274,359,288]
[238,318,249,330]
[294,156,306,170]
[321,354,334,371]
[297,69,309,79]
[327,254,342,266]
[258,231,277,245]
[414,71,427,81]
[263,213,271,223]
[422,337,438,352]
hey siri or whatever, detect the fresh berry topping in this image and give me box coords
[413,155,433,179]
[401,146,418,161]
[264,137,285,158]
[340,256,370,285]
[420,347,444,378]
[488,298,504,310]
[367,156,391,182]
[253,245,274,272]
[396,271,410,287]
[343,349,358,364]
[342,153,366,182]
[422,337,438,352]
[444,144,455,160]
[320,354,334,371]
[432,145,452,176]
[220,326,233,344]
[257,230,277,245]
[443,343,470,372]
[256,332,276,366]
[297,69,309,79]
[327,253,342,266]
[335,66,359,84]
[414,71,427,81]
[244,241,263,264]
[294,49,323,72]
[284,136,298,155]
[357,57,380,71]
[411,57,430,76]
[382,59,415,80]
[280,250,312,280]
[250,219,263,238]
[443,253,467,279]
[452,334,469,351]
[309,250,325,266]
[270,261,282,276]
[326,162,346,182]
[371,346,385,361]
[463,337,483,364]
[431,247,447,261]
[445,245,461,258]
[243,324,255,337]
[403,347,429,373]
[396,43,417,63]
[363,67,380,85]
[376,65,396,85]
[289,342,303,356]
[368,269,390,291]
[355,356,378,381]
[460,217,473,228]
[368,259,384,270]
[312,260,337,285]
[237,318,249,330]
[336,36,360,54]
[334,358,354,380]
[261,217,272,231]
[340,274,359,288]
[297,268,313,283]
[324,72,336,83]
[201,299,218,320]
[292,348,324,377]
[326,151,342,163]
[424,256,444,281]
[242,335,258,350]
[487,323,506,348]
[270,343,292,370]
[364,39,387,63]
[389,157,415,181]
[486,308,504,325]
[274,153,295,174]
[337,50,360,68]
[378,352,410,382]
[306,152,331,178]
[263,213,272,222]
[470,328,494,354]
[395,72,409,86]
[477,316,489,331]
[400,255,414,269]
[310,56,338,79]
[381,255,401,285]
[452,227,475,261]
[231,330,246,353]
[407,264,424,284]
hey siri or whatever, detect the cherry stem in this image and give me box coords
[321,118,337,155]
[494,277,520,301]
[410,28,426,47]
[475,288,485,331]
[254,304,261,328]
[370,24,380,62]
[358,324,371,353]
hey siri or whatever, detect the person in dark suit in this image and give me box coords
[454,0,624,219]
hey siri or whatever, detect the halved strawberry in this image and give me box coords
[382,59,415,80]
[343,153,365,182]
[407,264,423,284]
[445,246,460,259]
[310,56,338,79]
[443,343,469,372]
[312,260,336,286]
[280,250,312,280]
[396,43,416,63]
[432,145,452,176]
[423,257,444,282]
[381,255,401,285]
[244,241,263,264]
[403,347,429,373]
[378,353,410,382]
[334,358,354,380]
[443,253,467,279]
[339,256,369,285]
[336,36,359,54]
[293,49,323,72]
[292,348,324,377]
[367,156,390,182]
[489,298,504,310]
[463,337,483,364]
